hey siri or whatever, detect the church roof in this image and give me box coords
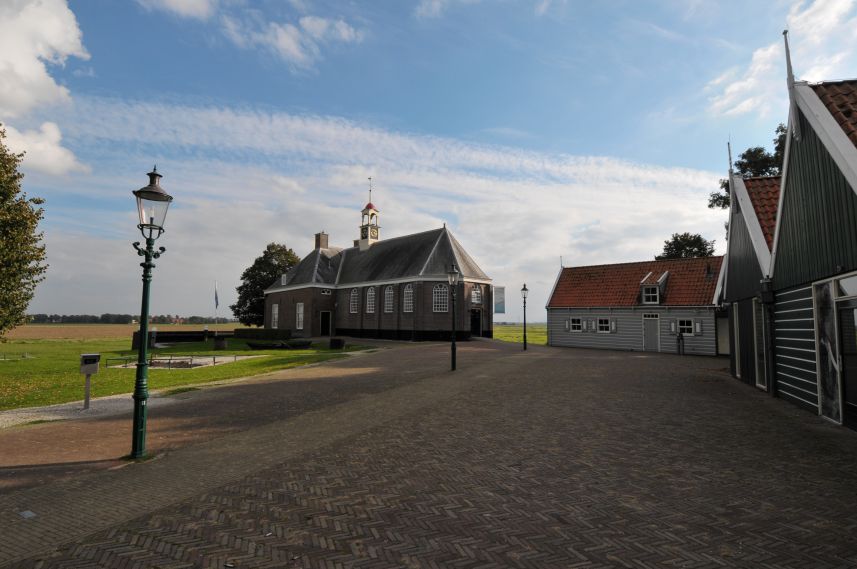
[363,202,377,211]
[266,226,489,292]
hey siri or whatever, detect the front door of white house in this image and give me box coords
[643,314,659,352]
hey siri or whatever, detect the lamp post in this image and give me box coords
[521,283,528,351]
[130,167,173,459]
[447,264,460,371]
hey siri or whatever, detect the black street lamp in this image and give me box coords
[447,264,460,371]
[130,167,173,459]
[521,283,528,351]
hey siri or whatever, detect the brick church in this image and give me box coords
[263,199,493,340]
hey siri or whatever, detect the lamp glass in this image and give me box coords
[447,265,460,286]
[521,284,529,299]
[134,191,171,229]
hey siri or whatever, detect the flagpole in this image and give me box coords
[214,280,218,336]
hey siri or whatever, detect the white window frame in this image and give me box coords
[597,317,611,333]
[350,289,359,313]
[320,288,332,296]
[295,302,304,330]
[678,319,694,336]
[271,303,279,329]
[432,283,449,313]
[366,288,376,314]
[570,317,583,332]
[403,284,414,313]
[384,286,394,313]
[642,286,659,304]
[471,287,482,305]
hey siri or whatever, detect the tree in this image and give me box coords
[0,126,47,341]
[708,123,788,209]
[231,243,300,326]
[655,232,715,260]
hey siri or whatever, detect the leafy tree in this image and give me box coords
[655,232,715,260]
[708,123,787,209]
[0,126,47,340]
[231,243,300,326]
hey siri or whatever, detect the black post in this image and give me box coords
[451,285,457,371]
[523,295,528,351]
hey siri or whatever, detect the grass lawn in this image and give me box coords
[493,323,547,346]
[0,335,367,411]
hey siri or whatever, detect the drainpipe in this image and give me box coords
[759,278,776,395]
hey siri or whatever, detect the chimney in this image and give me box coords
[315,231,329,249]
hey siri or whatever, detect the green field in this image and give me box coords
[0,336,366,411]
[493,323,547,345]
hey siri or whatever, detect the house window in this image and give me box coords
[678,319,693,335]
[295,302,304,330]
[570,318,582,332]
[642,286,659,304]
[350,289,359,313]
[384,286,394,313]
[366,288,376,313]
[403,284,414,313]
[271,304,279,329]
[597,318,610,333]
[281,275,287,285]
[472,287,482,304]
[432,283,449,312]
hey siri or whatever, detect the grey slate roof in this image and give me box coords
[266,227,489,291]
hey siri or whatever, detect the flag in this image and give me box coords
[214,281,219,309]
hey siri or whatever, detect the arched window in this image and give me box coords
[471,286,482,304]
[432,283,449,313]
[384,286,394,313]
[350,289,359,313]
[366,288,376,313]
[403,284,414,313]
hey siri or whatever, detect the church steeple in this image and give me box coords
[359,177,380,251]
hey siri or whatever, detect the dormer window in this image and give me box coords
[642,285,659,304]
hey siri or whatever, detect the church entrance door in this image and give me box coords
[320,311,332,336]
[470,309,482,337]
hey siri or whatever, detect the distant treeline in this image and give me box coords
[28,314,236,325]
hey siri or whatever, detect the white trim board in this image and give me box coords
[265,275,492,295]
[732,174,772,276]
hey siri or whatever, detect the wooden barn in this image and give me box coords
[547,257,725,355]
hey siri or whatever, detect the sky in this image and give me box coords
[3,0,857,323]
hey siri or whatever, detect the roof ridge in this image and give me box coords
[564,256,723,271]
[338,226,444,252]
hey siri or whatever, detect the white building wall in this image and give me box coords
[547,307,718,356]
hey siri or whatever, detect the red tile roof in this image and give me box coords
[743,176,780,250]
[548,256,723,308]
[811,80,857,151]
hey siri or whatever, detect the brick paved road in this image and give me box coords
[4,341,857,568]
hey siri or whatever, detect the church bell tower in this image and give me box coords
[358,178,380,251]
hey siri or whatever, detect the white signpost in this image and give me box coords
[80,354,100,410]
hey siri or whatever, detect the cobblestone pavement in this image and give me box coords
[3,341,857,568]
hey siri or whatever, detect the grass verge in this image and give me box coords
[0,337,367,411]
[492,323,548,345]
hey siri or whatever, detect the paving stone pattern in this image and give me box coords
[6,342,857,568]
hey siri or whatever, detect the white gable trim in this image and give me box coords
[545,267,565,309]
[731,174,772,277]
[712,254,726,305]
[794,83,857,198]
[769,113,794,279]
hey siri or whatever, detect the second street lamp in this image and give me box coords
[447,264,460,371]
[130,167,173,459]
[521,283,528,351]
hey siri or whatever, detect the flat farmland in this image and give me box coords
[7,323,238,341]
[493,323,547,345]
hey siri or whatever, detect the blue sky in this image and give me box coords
[3,0,856,321]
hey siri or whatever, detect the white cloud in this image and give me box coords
[136,0,217,20]
[221,13,363,69]
[31,97,726,321]
[3,121,89,175]
[0,0,89,118]
[0,0,88,176]
[709,0,857,117]
[415,0,483,19]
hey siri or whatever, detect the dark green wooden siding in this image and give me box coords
[724,203,764,302]
[773,109,857,290]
